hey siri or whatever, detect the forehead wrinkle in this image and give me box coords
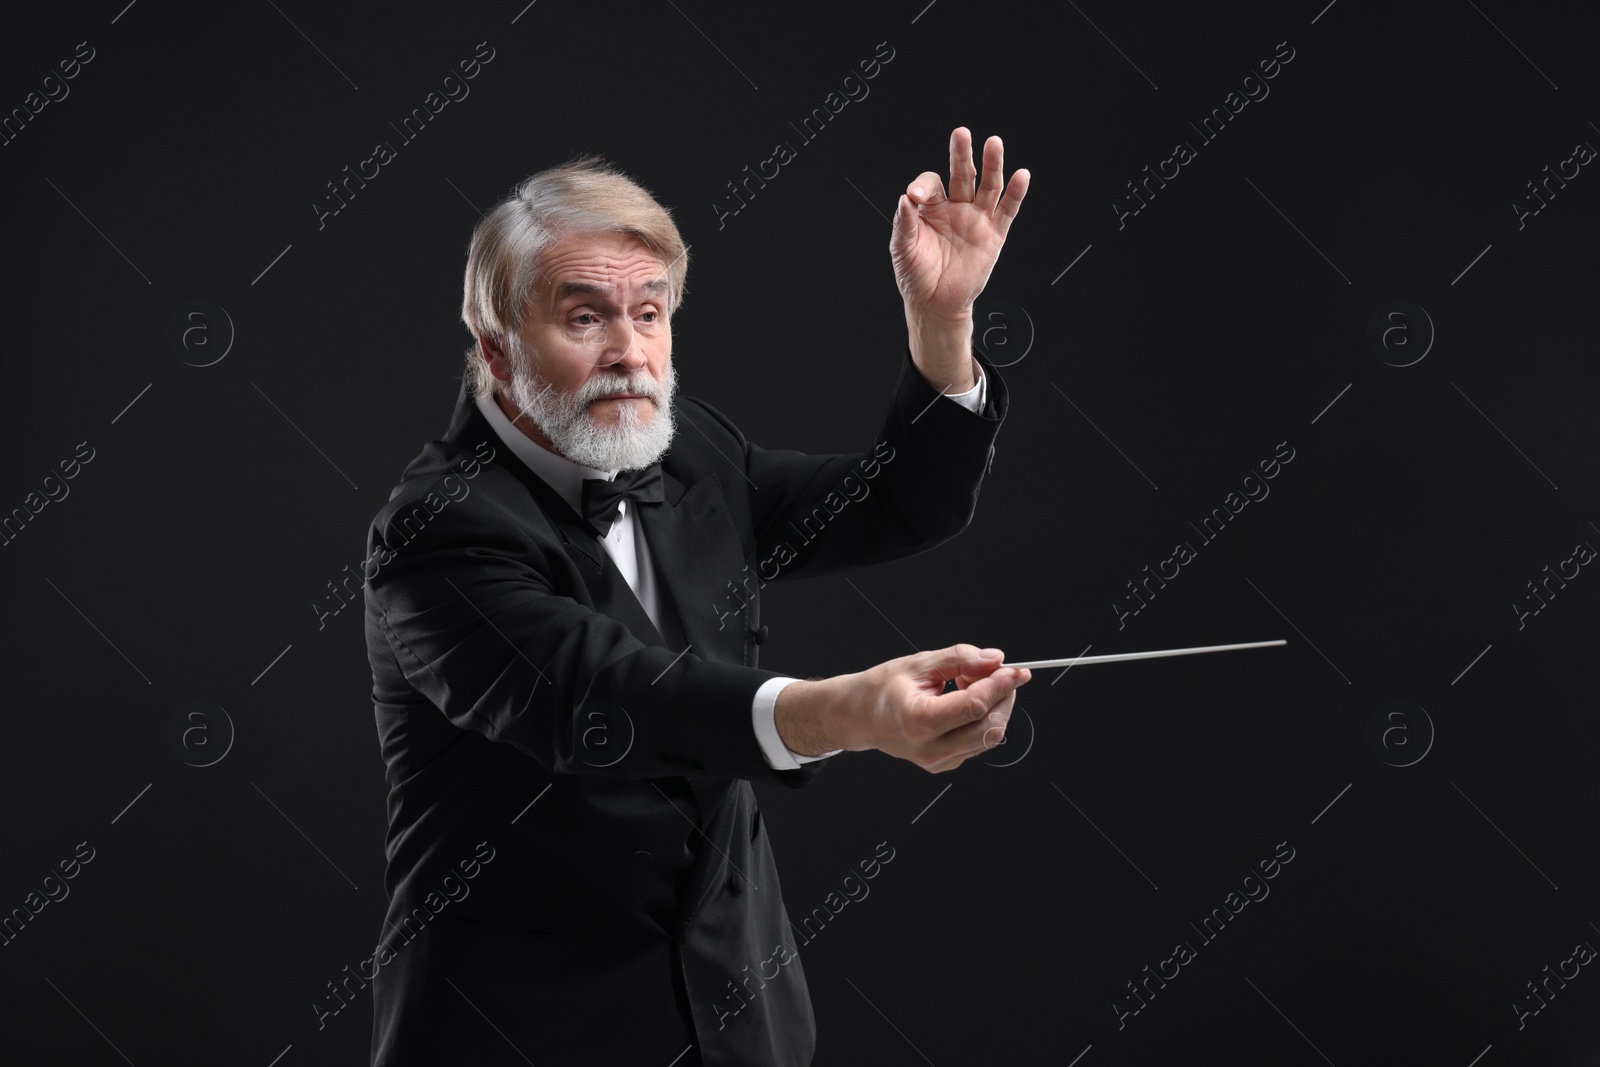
[544,274,668,311]
[537,236,662,294]
[557,277,668,300]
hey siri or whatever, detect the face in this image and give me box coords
[487,230,677,471]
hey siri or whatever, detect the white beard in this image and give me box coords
[504,336,677,472]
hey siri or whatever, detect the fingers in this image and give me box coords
[915,642,1004,686]
[994,168,1030,239]
[918,663,1029,738]
[910,130,1027,222]
[921,688,1019,772]
[893,171,946,254]
[905,171,947,207]
[948,127,976,203]
[942,128,1029,235]
[876,642,1032,772]
[973,134,1004,215]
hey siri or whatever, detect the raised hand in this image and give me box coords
[890,127,1030,326]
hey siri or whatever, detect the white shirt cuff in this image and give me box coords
[749,364,986,770]
[942,358,986,414]
[753,676,840,769]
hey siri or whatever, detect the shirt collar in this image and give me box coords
[474,390,620,516]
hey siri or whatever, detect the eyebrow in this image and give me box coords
[556,278,669,302]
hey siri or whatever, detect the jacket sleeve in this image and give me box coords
[717,345,1009,582]
[364,496,813,785]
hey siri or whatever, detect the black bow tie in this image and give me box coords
[580,464,664,538]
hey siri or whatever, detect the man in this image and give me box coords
[364,127,1032,1066]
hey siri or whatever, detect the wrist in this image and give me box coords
[904,303,975,338]
[774,674,867,756]
[906,317,977,395]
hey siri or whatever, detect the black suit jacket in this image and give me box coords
[364,346,1009,1066]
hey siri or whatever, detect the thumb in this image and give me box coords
[890,193,917,254]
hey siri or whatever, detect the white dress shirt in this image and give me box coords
[474,360,988,769]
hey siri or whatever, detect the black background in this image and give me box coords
[2,1,1598,1064]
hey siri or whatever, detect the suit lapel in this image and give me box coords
[635,466,750,670]
[446,387,753,848]
[441,381,751,668]
[635,466,752,875]
[519,461,752,676]
[443,386,666,647]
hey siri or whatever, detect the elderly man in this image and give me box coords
[364,128,1031,1067]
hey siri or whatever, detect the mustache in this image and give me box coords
[577,373,665,405]
[505,343,670,411]
[584,381,655,400]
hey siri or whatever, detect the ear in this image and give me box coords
[479,333,513,384]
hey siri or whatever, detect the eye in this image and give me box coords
[639,310,659,323]
[572,312,599,326]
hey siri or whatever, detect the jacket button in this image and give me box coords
[750,625,768,645]
[726,873,743,896]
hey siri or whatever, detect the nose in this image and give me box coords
[595,317,647,370]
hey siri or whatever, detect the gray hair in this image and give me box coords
[460,155,689,399]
